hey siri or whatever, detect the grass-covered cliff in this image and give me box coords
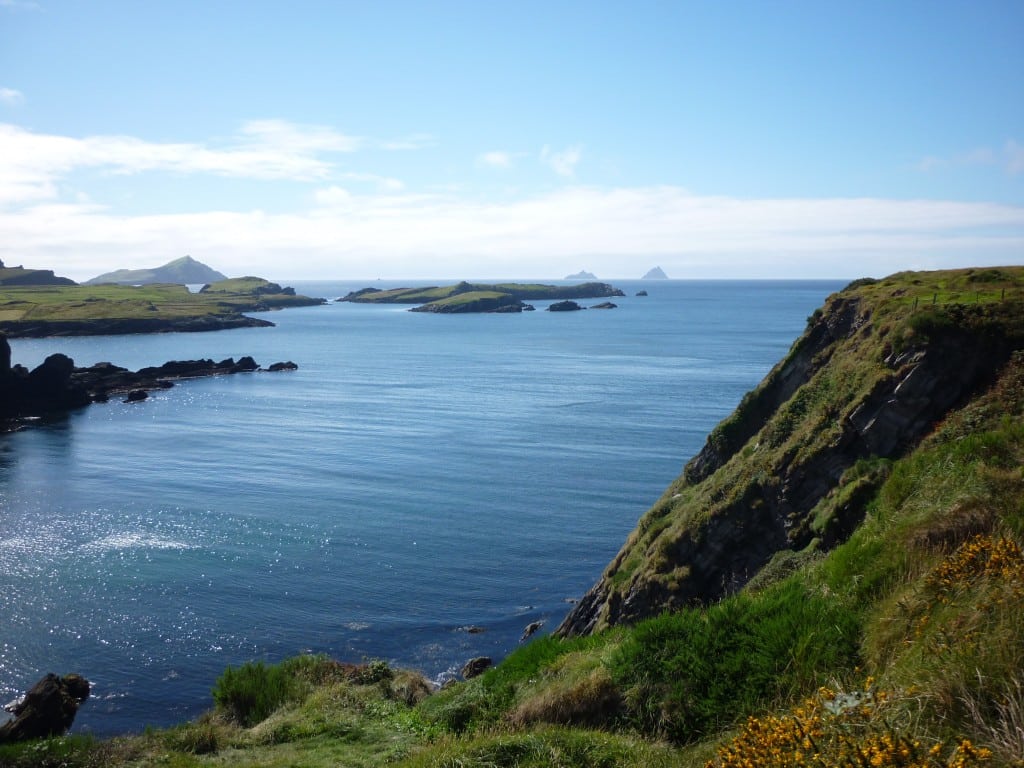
[4,266,1022,767]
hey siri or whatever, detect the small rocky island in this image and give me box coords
[339,281,625,314]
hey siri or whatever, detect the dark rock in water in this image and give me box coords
[0,673,90,743]
[636,290,648,297]
[521,621,544,642]
[548,300,584,312]
[461,657,492,679]
[2,348,300,430]
[459,625,486,634]
[522,304,536,311]
[590,302,617,309]
[0,333,9,374]
[267,361,298,372]
[231,356,258,373]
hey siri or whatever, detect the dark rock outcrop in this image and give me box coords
[0,335,297,429]
[636,290,648,297]
[590,302,617,309]
[461,657,492,679]
[0,673,90,743]
[520,621,544,642]
[548,301,583,312]
[267,361,298,372]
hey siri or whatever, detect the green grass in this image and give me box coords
[0,279,320,332]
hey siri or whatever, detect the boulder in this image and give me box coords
[547,301,583,312]
[0,673,90,743]
[636,290,648,297]
[521,620,544,642]
[461,657,492,679]
[267,361,298,372]
[590,302,617,309]
[125,389,148,403]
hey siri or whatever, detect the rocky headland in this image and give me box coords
[0,331,297,428]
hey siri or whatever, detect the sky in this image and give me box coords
[0,1,1022,282]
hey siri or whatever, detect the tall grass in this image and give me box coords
[609,579,860,743]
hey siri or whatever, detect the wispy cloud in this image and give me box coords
[4,185,1022,281]
[919,140,1024,176]
[541,144,582,177]
[0,121,389,205]
[0,88,24,106]
[477,151,515,169]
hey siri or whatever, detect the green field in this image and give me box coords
[0,279,323,336]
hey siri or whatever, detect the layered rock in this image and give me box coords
[558,273,1024,636]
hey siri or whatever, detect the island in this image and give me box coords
[85,255,228,286]
[0,277,324,338]
[642,266,668,279]
[564,270,597,280]
[339,281,625,314]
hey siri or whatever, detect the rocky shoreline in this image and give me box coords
[0,331,297,429]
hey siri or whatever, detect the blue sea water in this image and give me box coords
[0,279,845,736]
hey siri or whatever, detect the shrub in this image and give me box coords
[610,580,860,743]
[211,660,301,727]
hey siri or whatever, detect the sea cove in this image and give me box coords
[0,279,843,736]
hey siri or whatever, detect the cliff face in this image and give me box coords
[558,268,1024,636]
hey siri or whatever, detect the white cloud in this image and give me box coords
[0,88,23,106]
[478,151,514,169]
[0,121,370,206]
[3,186,1022,281]
[541,144,582,177]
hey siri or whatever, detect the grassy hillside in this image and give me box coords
[3,267,1022,766]
[0,279,323,337]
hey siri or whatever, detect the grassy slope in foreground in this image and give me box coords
[0,279,324,338]
[4,266,1023,767]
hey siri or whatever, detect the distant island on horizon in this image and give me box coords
[86,255,228,286]
[642,266,668,279]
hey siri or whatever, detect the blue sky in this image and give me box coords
[1,1,1022,281]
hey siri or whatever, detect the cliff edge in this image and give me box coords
[559,266,1024,635]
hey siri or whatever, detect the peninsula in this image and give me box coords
[0,277,324,338]
[339,280,625,313]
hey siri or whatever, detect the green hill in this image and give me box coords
[5,266,1022,767]
[0,259,76,287]
[84,256,228,286]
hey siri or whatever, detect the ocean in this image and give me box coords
[0,278,845,736]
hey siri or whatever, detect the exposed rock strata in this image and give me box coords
[558,288,1023,637]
